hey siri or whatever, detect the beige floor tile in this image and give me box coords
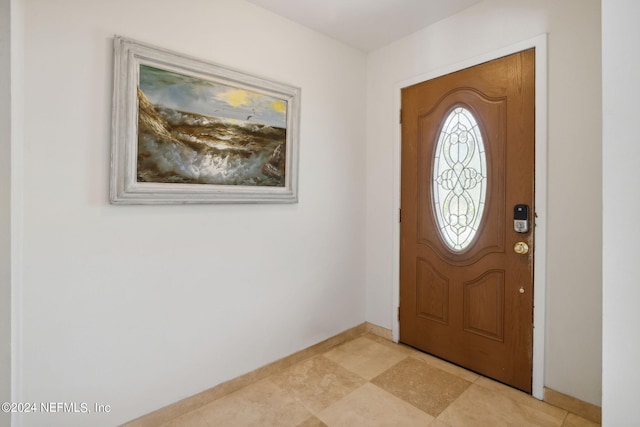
[362,334,414,353]
[158,408,211,427]
[296,415,329,427]
[149,335,582,427]
[317,383,434,427]
[474,377,567,420]
[323,336,408,380]
[269,355,366,414]
[196,379,313,427]
[407,351,481,383]
[438,383,567,427]
[371,357,471,416]
[561,413,601,427]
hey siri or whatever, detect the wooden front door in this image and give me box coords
[399,49,535,392]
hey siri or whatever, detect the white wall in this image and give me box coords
[602,0,640,424]
[366,0,602,406]
[16,0,366,425]
[1,0,12,424]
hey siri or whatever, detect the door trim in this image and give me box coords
[392,34,548,400]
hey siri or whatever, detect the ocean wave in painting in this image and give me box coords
[136,88,286,186]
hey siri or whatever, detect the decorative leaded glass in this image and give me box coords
[432,107,487,251]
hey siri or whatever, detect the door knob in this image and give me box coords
[514,241,529,254]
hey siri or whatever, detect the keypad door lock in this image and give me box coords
[514,204,529,233]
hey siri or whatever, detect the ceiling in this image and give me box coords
[245,0,482,52]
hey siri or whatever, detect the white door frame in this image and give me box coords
[391,34,548,400]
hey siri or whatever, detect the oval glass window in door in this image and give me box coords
[432,107,487,252]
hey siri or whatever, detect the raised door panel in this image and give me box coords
[463,270,505,342]
[416,259,449,324]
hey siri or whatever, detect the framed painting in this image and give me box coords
[110,36,300,204]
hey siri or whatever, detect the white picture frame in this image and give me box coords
[110,36,301,204]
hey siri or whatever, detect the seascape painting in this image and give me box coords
[137,65,288,187]
[110,36,299,204]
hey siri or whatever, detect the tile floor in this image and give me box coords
[159,334,600,427]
